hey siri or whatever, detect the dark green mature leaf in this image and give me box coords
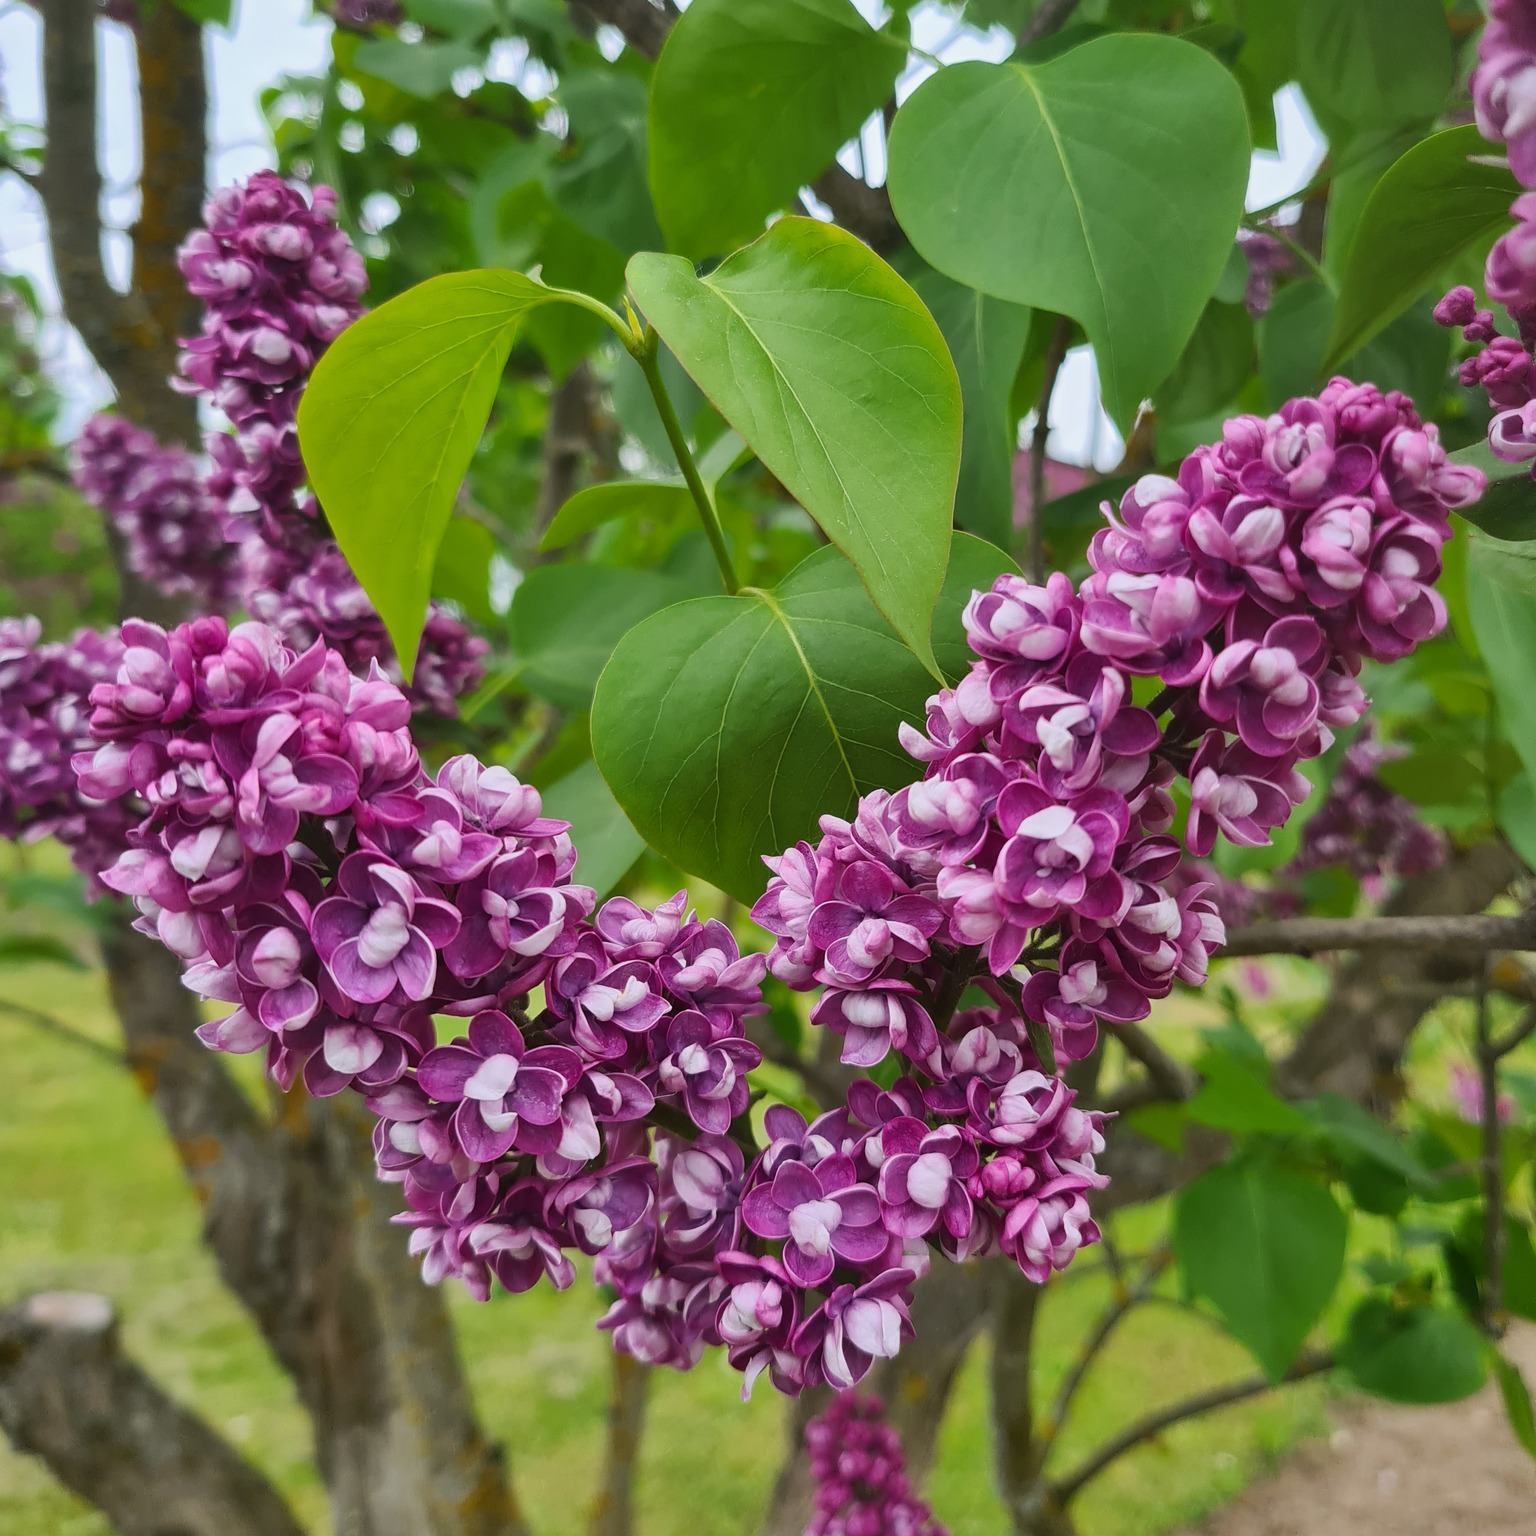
[0,933,87,971]
[542,759,646,899]
[913,269,1031,549]
[1259,281,1449,413]
[1467,533,1536,785]
[510,563,697,710]
[1296,0,1452,131]
[353,38,483,98]
[628,219,962,674]
[1173,1156,1347,1380]
[591,536,1015,900]
[1448,442,1536,540]
[1299,1093,1430,1182]
[1154,299,1254,425]
[1493,1354,1536,1462]
[1339,1298,1487,1403]
[298,269,617,676]
[887,35,1250,429]
[402,0,498,38]
[1326,127,1519,368]
[552,70,664,260]
[647,0,905,258]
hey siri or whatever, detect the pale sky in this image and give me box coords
[0,0,1325,459]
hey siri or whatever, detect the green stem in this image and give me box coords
[630,327,739,594]
[1245,218,1332,291]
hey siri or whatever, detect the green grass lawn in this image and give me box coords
[0,856,1333,1536]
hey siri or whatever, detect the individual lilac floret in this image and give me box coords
[741,1153,887,1288]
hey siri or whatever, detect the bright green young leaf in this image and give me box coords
[541,759,646,899]
[298,269,620,676]
[1338,1298,1487,1403]
[0,933,87,971]
[431,516,498,629]
[591,536,1016,900]
[541,433,746,552]
[509,563,698,711]
[1173,1155,1347,1380]
[886,34,1250,430]
[647,0,905,258]
[169,0,233,25]
[1325,127,1520,369]
[912,268,1031,550]
[1296,0,1452,132]
[541,483,696,554]
[628,219,962,674]
[1184,1054,1313,1138]
[352,38,483,98]
[1467,533,1536,785]
[1494,1354,1536,1462]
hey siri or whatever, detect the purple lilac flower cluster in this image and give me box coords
[804,1394,947,1536]
[747,379,1477,1338]
[329,0,403,28]
[0,618,130,886]
[71,414,237,612]
[173,172,487,714]
[1235,229,1291,320]
[1438,0,1536,465]
[70,376,1477,1400]
[1282,729,1445,890]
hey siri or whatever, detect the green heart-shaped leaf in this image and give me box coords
[591,535,1014,900]
[886,34,1250,430]
[298,269,619,676]
[647,0,905,258]
[627,219,962,674]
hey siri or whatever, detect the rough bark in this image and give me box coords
[102,912,526,1536]
[586,1353,650,1536]
[991,1270,1075,1536]
[0,1291,308,1536]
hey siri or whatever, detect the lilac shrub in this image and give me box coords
[59,361,1477,1400]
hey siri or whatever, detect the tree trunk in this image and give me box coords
[586,1352,650,1536]
[103,913,527,1536]
[0,1291,308,1536]
[990,1270,1077,1536]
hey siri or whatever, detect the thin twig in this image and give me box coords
[1476,965,1507,1335]
[1112,1021,1197,1103]
[1050,1351,1334,1504]
[1491,1002,1536,1059]
[1221,910,1536,958]
[1026,316,1073,583]
[1018,0,1082,48]
[0,998,122,1065]
[1041,1245,1171,1451]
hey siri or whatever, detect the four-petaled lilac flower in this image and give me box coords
[312,853,460,1005]
[875,1120,978,1240]
[742,1153,887,1287]
[417,1010,582,1164]
[1199,616,1325,757]
[654,1011,760,1134]
[807,861,943,986]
